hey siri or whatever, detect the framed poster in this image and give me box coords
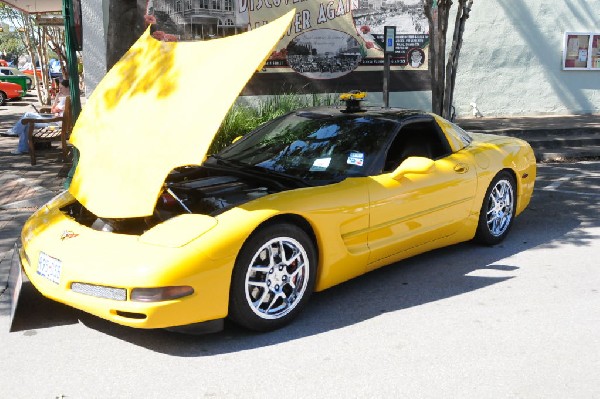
[563,32,600,70]
[592,34,600,69]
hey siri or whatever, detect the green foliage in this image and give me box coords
[209,93,338,154]
[0,24,25,58]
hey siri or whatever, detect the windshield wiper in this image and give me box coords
[209,156,310,188]
[209,155,244,169]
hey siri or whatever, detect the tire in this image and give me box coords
[0,91,6,106]
[228,223,317,331]
[475,171,517,245]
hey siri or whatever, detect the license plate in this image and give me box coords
[37,251,62,284]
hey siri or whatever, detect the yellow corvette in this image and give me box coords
[339,90,367,101]
[18,105,536,333]
[15,12,536,334]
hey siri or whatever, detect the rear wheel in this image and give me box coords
[228,223,316,331]
[475,171,516,245]
[0,91,7,106]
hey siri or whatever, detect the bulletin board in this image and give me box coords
[563,32,600,70]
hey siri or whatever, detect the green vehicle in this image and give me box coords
[0,67,33,91]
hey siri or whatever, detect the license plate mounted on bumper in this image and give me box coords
[37,251,62,284]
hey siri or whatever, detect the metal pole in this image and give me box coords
[382,26,395,108]
[62,0,82,188]
[62,0,81,119]
[383,53,390,108]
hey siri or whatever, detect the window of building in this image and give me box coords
[199,0,209,9]
[224,0,233,11]
[564,32,600,70]
[212,0,221,10]
[175,1,182,12]
[186,0,192,10]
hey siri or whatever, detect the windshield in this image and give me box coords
[216,112,396,182]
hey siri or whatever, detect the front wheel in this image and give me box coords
[0,91,7,106]
[475,171,517,245]
[228,223,316,331]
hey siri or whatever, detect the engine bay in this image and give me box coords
[60,166,286,235]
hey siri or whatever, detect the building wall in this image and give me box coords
[452,0,600,117]
[81,0,108,96]
[80,0,599,116]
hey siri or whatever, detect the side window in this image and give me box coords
[383,120,452,172]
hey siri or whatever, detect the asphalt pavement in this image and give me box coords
[0,160,598,398]
[1,93,599,297]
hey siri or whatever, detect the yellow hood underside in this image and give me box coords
[69,11,295,218]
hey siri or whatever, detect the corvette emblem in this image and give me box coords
[60,230,79,240]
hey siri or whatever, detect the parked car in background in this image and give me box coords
[0,67,34,90]
[0,81,25,105]
[49,58,63,80]
[21,67,43,80]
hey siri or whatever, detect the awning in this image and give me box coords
[2,0,62,13]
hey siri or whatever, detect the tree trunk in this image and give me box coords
[442,0,473,119]
[106,0,147,70]
[425,0,452,116]
[425,0,473,119]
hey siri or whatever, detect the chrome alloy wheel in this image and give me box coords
[485,179,514,237]
[244,236,310,320]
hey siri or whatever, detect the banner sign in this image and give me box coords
[146,0,431,95]
[372,33,429,66]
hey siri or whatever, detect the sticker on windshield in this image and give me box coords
[310,157,331,171]
[347,152,364,166]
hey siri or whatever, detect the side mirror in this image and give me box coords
[390,156,435,180]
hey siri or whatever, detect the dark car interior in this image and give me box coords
[383,119,453,172]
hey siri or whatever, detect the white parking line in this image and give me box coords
[543,174,578,190]
[538,173,600,197]
[539,188,600,197]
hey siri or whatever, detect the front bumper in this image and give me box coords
[20,204,234,330]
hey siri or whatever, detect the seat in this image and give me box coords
[22,96,72,166]
[384,134,433,172]
[397,138,433,161]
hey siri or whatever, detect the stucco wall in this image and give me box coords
[452,0,600,117]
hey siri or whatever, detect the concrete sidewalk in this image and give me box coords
[456,114,600,162]
[1,96,70,295]
[1,93,599,295]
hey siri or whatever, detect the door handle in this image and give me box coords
[454,163,469,174]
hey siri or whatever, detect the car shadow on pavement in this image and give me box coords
[3,185,597,352]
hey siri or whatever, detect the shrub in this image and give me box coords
[209,93,338,154]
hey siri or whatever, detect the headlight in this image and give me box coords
[130,286,194,302]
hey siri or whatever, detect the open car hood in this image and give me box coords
[69,11,295,218]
